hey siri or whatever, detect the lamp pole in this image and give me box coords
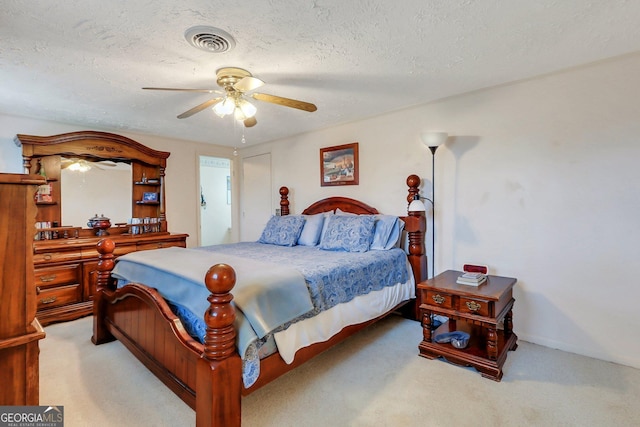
[428,145,439,279]
[420,132,447,279]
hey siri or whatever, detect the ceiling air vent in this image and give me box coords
[184,26,236,53]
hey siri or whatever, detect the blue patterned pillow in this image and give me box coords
[319,215,376,252]
[258,215,306,246]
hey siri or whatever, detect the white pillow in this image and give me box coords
[370,215,404,250]
[318,211,334,243]
[335,208,357,216]
[297,213,325,246]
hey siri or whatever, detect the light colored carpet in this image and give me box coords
[40,316,639,426]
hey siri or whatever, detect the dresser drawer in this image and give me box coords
[459,296,490,317]
[424,290,454,309]
[33,250,82,265]
[36,283,83,310]
[137,240,185,251]
[82,243,137,260]
[34,264,82,289]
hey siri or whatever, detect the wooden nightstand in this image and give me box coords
[418,270,518,381]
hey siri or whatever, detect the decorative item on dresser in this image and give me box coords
[91,174,427,427]
[0,173,46,405]
[15,131,188,326]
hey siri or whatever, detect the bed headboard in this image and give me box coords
[278,175,427,314]
[302,197,379,215]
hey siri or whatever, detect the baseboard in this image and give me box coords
[517,332,640,370]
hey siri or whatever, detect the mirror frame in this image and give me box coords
[15,130,171,235]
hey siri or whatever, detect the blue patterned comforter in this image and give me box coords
[199,242,409,320]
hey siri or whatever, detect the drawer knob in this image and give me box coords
[39,274,57,282]
[40,296,57,305]
[466,301,482,312]
[43,253,53,261]
[432,294,446,304]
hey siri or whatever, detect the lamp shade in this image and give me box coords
[408,198,426,212]
[420,132,448,148]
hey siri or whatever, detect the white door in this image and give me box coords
[241,153,272,241]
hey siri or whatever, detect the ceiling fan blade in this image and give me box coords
[233,76,265,93]
[143,87,217,93]
[243,117,257,128]
[251,92,317,112]
[177,97,222,119]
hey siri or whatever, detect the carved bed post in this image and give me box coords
[404,174,427,319]
[196,263,242,427]
[92,238,116,345]
[279,186,289,216]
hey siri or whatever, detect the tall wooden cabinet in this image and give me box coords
[0,173,46,405]
[15,131,188,325]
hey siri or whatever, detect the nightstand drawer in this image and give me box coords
[36,283,83,310]
[459,296,490,317]
[424,290,454,309]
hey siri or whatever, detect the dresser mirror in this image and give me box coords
[15,130,170,238]
[60,158,132,227]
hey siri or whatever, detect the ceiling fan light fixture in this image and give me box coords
[213,97,236,117]
[234,107,246,121]
[67,159,91,172]
[238,99,257,119]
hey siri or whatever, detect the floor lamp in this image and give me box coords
[408,132,448,279]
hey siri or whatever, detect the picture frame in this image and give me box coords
[320,142,359,186]
[142,192,158,202]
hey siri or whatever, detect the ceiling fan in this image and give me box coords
[143,67,317,128]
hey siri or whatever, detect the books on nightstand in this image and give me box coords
[456,272,487,286]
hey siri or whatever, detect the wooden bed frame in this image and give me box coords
[92,174,427,427]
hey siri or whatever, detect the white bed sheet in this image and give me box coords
[273,260,415,364]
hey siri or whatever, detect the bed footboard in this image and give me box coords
[92,239,243,427]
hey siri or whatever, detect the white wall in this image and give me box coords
[0,115,235,248]
[239,53,640,369]
[2,52,639,369]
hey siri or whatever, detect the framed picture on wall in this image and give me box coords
[320,142,359,186]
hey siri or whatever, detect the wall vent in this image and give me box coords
[184,26,236,53]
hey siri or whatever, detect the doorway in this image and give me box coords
[199,155,232,246]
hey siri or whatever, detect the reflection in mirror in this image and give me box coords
[61,158,132,228]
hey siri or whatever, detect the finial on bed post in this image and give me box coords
[279,186,290,216]
[407,174,421,206]
[197,263,242,427]
[92,238,116,345]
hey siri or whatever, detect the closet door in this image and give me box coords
[240,153,272,242]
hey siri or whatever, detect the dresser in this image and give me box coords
[0,173,46,405]
[33,233,187,325]
[15,131,189,325]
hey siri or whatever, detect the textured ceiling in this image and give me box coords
[2,0,640,147]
